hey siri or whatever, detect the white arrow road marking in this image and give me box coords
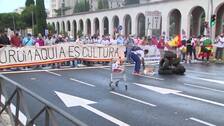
[55,91,96,107]
[136,74,164,81]
[134,83,224,107]
[184,83,224,93]
[133,83,181,94]
[46,71,62,76]
[110,91,156,107]
[189,117,216,126]
[70,78,96,87]
[82,105,129,126]
[55,91,129,126]
[187,76,224,85]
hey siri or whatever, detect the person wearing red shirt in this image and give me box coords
[10,33,21,47]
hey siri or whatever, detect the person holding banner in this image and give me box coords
[130,46,149,75]
[22,33,34,46]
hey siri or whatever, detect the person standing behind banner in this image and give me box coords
[157,36,165,58]
[125,35,135,63]
[10,33,21,47]
[35,35,45,46]
[22,33,34,46]
[215,34,224,61]
[130,46,149,75]
[0,30,10,47]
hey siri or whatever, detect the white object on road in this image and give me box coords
[55,91,130,126]
[134,83,224,107]
[189,117,216,126]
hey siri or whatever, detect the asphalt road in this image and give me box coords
[1,63,224,126]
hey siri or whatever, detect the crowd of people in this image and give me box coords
[0,29,224,70]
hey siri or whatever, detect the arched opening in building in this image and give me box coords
[62,21,65,34]
[112,15,119,35]
[124,14,132,36]
[86,19,91,36]
[79,19,84,34]
[137,13,145,37]
[73,20,77,40]
[67,20,71,32]
[189,6,205,37]
[215,3,224,36]
[52,22,56,33]
[94,18,100,35]
[56,22,60,34]
[103,17,109,35]
[169,9,181,38]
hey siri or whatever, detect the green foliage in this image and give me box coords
[36,0,47,35]
[0,13,26,31]
[21,5,36,28]
[25,0,35,7]
[98,0,109,10]
[47,23,56,34]
[73,0,90,13]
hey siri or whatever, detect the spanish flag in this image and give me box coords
[168,35,181,47]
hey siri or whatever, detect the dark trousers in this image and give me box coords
[130,52,141,73]
[215,47,223,59]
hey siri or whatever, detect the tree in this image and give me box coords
[36,0,47,35]
[98,0,109,10]
[73,0,90,13]
[0,13,26,31]
[25,0,35,7]
[21,5,36,28]
[47,23,56,34]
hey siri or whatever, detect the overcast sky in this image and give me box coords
[0,0,50,13]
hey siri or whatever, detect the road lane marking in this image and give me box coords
[184,83,224,93]
[186,70,216,76]
[46,71,62,76]
[70,78,95,87]
[134,83,224,107]
[101,67,110,70]
[55,91,129,126]
[175,93,224,107]
[101,67,163,81]
[133,74,164,81]
[82,105,129,126]
[110,91,156,107]
[189,117,216,126]
[187,76,224,85]
[30,78,37,80]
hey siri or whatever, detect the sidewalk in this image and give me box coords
[0,111,12,126]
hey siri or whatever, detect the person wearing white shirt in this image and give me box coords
[129,46,149,75]
[215,34,224,60]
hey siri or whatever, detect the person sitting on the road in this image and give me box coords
[158,51,185,75]
[130,46,149,75]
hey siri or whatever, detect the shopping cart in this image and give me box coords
[109,59,127,91]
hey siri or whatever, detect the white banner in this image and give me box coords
[0,43,125,68]
[140,45,161,64]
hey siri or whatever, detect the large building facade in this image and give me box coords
[47,0,224,40]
